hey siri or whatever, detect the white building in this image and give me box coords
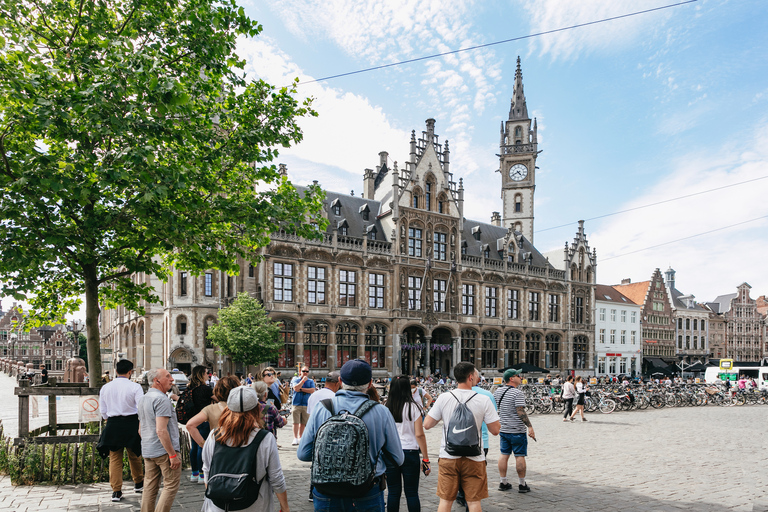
[595,284,643,377]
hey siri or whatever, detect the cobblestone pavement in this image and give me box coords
[1,374,767,511]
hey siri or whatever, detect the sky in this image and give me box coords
[236,0,768,303]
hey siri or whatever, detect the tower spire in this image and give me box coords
[508,56,529,121]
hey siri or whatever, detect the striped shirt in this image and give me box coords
[493,385,527,434]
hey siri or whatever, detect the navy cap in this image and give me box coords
[340,359,372,386]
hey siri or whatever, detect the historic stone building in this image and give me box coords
[664,267,710,364]
[706,283,766,361]
[100,59,598,378]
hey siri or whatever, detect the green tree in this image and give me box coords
[207,292,282,367]
[0,0,326,383]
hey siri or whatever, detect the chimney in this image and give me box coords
[426,118,435,139]
[621,278,631,285]
[490,212,501,226]
[363,169,375,199]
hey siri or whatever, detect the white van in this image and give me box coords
[704,366,768,390]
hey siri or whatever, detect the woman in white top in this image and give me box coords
[385,375,431,512]
[569,375,588,422]
[561,375,576,422]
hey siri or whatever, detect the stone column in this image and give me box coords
[424,336,431,375]
[393,333,401,377]
[451,336,460,378]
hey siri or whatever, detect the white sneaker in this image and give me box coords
[189,475,199,483]
[198,474,206,484]
[291,438,299,446]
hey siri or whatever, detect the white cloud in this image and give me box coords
[591,121,768,301]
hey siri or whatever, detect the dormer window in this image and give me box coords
[359,204,370,221]
[461,240,468,255]
[337,219,348,236]
[366,225,377,241]
[368,231,376,240]
[471,226,481,241]
[362,210,369,221]
[483,247,491,259]
[331,198,342,216]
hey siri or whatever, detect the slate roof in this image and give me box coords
[296,186,387,241]
[595,284,638,305]
[706,293,737,314]
[460,218,553,267]
[612,281,651,306]
[668,287,708,312]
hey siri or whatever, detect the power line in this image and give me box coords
[600,214,768,262]
[298,0,697,86]
[536,175,768,234]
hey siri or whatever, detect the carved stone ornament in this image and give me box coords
[423,311,437,326]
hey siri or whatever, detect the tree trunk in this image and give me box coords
[83,266,102,385]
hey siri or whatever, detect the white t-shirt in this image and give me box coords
[307,387,336,416]
[427,388,499,462]
[396,402,423,450]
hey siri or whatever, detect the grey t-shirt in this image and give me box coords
[138,388,180,458]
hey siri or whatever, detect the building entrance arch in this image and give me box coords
[401,326,425,377]
[169,347,194,375]
[430,327,453,377]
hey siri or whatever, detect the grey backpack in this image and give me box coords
[311,399,379,497]
[444,392,481,457]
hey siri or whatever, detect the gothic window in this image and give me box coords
[177,315,187,335]
[514,194,522,213]
[437,193,448,214]
[368,273,385,308]
[514,126,522,144]
[275,320,296,368]
[336,322,359,365]
[508,289,520,319]
[462,284,475,315]
[248,264,254,278]
[546,333,560,368]
[425,182,432,211]
[574,296,584,324]
[525,332,541,366]
[307,266,326,304]
[204,272,213,296]
[573,335,588,369]
[364,324,387,368]
[273,263,294,302]
[412,193,419,209]
[433,232,447,261]
[303,321,328,368]
[408,228,423,257]
[433,279,447,312]
[461,329,477,363]
[339,270,356,307]
[505,331,521,366]
[481,331,499,368]
[485,287,498,317]
[408,276,422,310]
[528,291,540,321]
[180,271,188,296]
[548,294,560,322]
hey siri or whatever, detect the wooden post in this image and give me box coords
[48,393,57,436]
[18,380,29,438]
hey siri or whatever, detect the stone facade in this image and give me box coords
[706,283,765,361]
[664,267,710,364]
[100,60,598,378]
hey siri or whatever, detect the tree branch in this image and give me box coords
[0,123,16,177]
[116,1,140,37]
[29,0,67,47]
[66,0,86,46]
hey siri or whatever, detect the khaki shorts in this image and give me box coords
[436,457,489,502]
[292,405,309,425]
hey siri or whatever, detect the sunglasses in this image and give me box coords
[301,370,309,373]
[263,372,274,377]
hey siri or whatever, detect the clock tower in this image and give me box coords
[500,57,538,244]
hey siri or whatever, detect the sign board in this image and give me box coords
[695,378,701,384]
[79,396,101,422]
[589,378,597,385]
[538,378,544,384]
[719,359,733,371]
[522,379,528,385]
[493,377,502,385]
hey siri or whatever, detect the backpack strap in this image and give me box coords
[353,399,378,418]
[498,386,513,406]
[320,399,334,415]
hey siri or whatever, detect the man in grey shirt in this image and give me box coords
[138,368,181,512]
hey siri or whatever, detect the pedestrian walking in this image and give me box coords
[306,371,341,416]
[298,358,404,511]
[96,359,144,502]
[493,369,535,493]
[384,375,431,512]
[569,375,588,422]
[290,366,315,445]
[187,376,240,450]
[201,386,290,512]
[137,368,182,512]
[410,379,434,410]
[562,375,576,422]
[423,362,500,512]
[185,365,214,483]
[252,381,286,437]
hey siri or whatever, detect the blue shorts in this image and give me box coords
[499,432,527,457]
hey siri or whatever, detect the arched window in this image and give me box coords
[505,331,521,366]
[275,320,296,368]
[546,333,560,368]
[412,193,419,209]
[336,322,359,365]
[461,329,477,363]
[481,331,499,368]
[437,193,448,214]
[514,126,522,144]
[514,194,522,213]
[573,335,588,369]
[304,321,329,368]
[177,315,188,335]
[525,332,541,367]
[425,181,432,211]
[365,324,386,368]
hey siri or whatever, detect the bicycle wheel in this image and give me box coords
[599,399,616,414]
[552,399,565,413]
[637,397,649,410]
[650,396,664,409]
[734,394,746,406]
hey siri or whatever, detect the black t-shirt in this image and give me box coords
[191,384,214,415]
[41,368,48,383]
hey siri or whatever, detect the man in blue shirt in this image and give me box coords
[298,359,404,511]
[291,365,315,445]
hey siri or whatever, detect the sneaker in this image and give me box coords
[111,491,123,502]
[198,474,206,484]
[291,438,300,446]
[582,418,588,422]
[518,484,531,493]
[570,417,575,422]
[308,490,314,502]
[189,474,199,483]
[562,418,570,422]
[134,482,143,494]
[498,482,513,491]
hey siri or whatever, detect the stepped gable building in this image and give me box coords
[100,59,598,378]
[706,283,766,361]
[664,267,710,364]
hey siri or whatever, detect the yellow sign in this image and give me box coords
[695,378,701,384]
[493,377,503,385]
[589,378,597,385]
[538,378,544,384]
[522,379,528,385]
[719,359,733,371]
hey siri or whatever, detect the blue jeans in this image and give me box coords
[313,484,385,512]
[385,450,421,512]
[189,421,210,473]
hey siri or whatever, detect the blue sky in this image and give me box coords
[238,0,768,302]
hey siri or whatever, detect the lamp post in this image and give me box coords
[9,332,17,363]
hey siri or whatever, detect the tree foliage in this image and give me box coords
[207,292,282,367]
[0,0,326,382]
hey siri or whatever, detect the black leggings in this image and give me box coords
[563,398,574,419]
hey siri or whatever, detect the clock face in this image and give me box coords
[508,163,528,181]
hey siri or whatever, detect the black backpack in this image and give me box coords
[175,387,196,425]
[310,399,379,497]
[444,392,481,457]
[205,429,269,511]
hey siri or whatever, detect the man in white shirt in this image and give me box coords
[306,371,341,416]
[96,359,145,502]
[424,362,500,512]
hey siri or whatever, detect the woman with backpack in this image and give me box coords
[186,365,214,483]
[201,386,289,512]
[385,375,430,512]
[187,376,240,449]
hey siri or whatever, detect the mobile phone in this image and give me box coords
[422,460,430,475]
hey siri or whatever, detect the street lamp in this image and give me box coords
[9,332,17,362]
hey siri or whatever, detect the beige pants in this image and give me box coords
[109,448,144,492]
[141,453,181,512]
